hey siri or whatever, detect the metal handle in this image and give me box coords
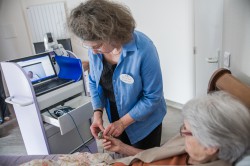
[206,57,218,63]
[5,96,33,107]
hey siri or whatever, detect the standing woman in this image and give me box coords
[69,0,166,150]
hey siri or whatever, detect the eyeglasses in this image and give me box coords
[180,124,193,137]
[82,42,103,52]
[82,41,115,54]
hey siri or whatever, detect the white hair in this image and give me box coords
[182,91,250,163]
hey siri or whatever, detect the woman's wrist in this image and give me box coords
[94,109,103,113]
[119,141,143,156]
[93,109,103,119]
[120,114,134,129]
[118,119,125,130]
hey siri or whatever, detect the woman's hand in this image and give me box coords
[104,120,125,137]
[102,135,143,156]
[104,114,135,137]
[102,136,124,153]
[90,112,105,139]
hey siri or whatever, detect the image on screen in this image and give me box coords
[15,54,57,84]
[22,62,46,82]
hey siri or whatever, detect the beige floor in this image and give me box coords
[0,106,183,155]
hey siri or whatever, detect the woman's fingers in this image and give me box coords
[102,139,111,146]
[102,136,121,153]
[111,128,119,136]
[104,121,124,137]
[90,117,105,138]
[103,144,111,150]
[102,139,113,150]
[98,124,105,131]
[90,126,99,138]
[104,124,115,136]
[90,123,105,139]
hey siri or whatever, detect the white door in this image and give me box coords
[194,0,223,96]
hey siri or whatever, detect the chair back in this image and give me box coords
[207,68,250,109]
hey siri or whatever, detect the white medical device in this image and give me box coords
[44,32,68,56]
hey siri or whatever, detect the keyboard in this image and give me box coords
[34,78,74,96]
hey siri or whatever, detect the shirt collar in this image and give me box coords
[122,33,137,52]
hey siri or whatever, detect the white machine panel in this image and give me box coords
[42,96,93,135]
[1,57,95,155]
[36,81,84,110]
[1,62,49,155]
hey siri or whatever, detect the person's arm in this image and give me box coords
[102,136,143,156]
[88,53,104,110]
[128,43,164,121]
[88,53,105,138]
[90,109,105,138]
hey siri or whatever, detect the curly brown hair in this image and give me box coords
[68,0,136,44]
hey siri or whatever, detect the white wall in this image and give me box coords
[117,0,195,104]
[1,0,249,107]
[0,0,195,105]
[223,0,250,85]
[0,0,88,62]
[21,0,89,61]
[0,0,33,61]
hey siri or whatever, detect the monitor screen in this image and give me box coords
[12,53,56,84]
[33,38,73,54]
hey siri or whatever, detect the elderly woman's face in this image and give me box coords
[182,121,218,164]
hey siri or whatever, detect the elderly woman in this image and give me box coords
[101,91,250,165]
[12,91,250,166]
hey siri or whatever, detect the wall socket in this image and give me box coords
[223,52,231,68]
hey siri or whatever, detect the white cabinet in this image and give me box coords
[1,61,95,155]
[42,96,93,135]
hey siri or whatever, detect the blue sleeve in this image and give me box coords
[128,42,165,121]
[88,54,104,110]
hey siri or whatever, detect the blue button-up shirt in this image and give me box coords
[88,30,167,144]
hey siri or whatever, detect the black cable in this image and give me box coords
[46,108,58,119]
[46,105,92,152]
[62,109,92,153]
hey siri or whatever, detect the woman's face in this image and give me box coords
[182,121,218,164]
[82,41,115,54]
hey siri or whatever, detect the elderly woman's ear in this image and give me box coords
[205,147,218,156]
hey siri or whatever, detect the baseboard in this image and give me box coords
[165,99,184,110]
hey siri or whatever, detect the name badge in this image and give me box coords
[120,74,134,84]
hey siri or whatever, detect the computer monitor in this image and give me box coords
[11,52,57,84]
[33,38,73,54]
